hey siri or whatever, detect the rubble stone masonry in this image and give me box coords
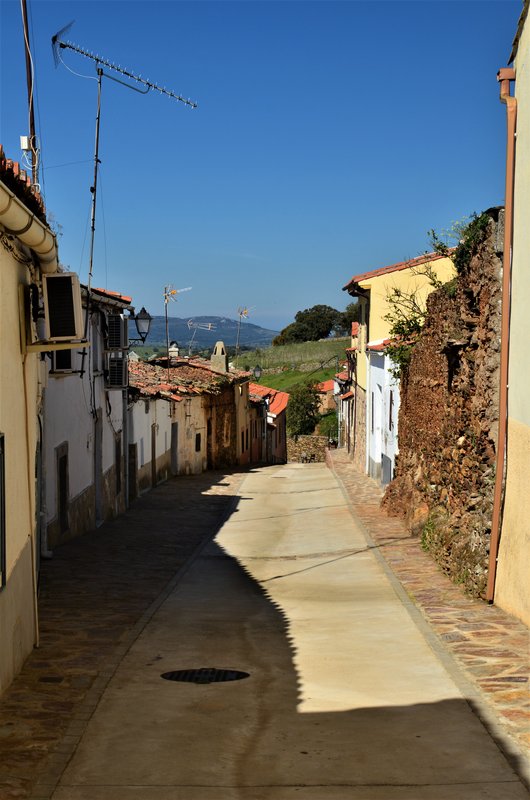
[383,212,502,597]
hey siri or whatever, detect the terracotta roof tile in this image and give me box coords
[343,250,455,291]
[93,287,132,304]
[128,359,232,401]
[317,379,335,393]
[249,382,289,415]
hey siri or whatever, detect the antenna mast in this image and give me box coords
[235,306,253,360]
[51,23,197,377]
[187,319,216,356]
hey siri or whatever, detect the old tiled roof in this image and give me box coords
[128,359,233,402]
[249,382,289,416]
[317,379,335,393]
[343,250,454,292]
[335,371,349,381]
[367,338,392,352]
[148,354,250,382]
[93,287,132,304]
[340,391,354,400]
[0,144,46,222]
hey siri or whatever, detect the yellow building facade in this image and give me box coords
[495,2,530,626]
[0,169,59,693]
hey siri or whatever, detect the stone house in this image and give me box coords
[0,149,61,692]
[342,252,455,473]
[43,287,133,549]
[127,345,252,493]
[316,379,336,414]
[248,383,289,463]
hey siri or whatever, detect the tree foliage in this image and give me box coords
[333,302,360,335]
[273,303,358,346]
[286,382,321,435]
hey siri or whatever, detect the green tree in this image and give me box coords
[287,382,321,435]
[333,302,360,335]
[273,305,341,345]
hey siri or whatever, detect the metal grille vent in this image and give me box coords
[161,668,250,684]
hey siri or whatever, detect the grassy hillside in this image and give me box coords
[255,366,338,392]
[234,337,348,371]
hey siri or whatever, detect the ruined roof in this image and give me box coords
[249,383,289,416]
[128,359,234,402]
[148,354,250,381]
[343,251,452,292]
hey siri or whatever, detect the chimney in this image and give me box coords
[211,340,228,373]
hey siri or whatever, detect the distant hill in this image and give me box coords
[144,316,279,351]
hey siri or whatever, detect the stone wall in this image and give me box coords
[383,211,502,597]
[349,387,366,472]
[287,435,328,462]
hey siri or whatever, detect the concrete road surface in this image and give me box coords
[50,464,529,799]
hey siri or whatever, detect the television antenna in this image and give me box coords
[164,285,192,379]
[187,319,216,356]
[51,22,197,376]
[235,306,254,359]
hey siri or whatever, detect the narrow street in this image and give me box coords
[23,461,528,800]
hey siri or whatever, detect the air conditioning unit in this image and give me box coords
[42,273,84,341]
[105,352,128,390]
[106,314,128,350]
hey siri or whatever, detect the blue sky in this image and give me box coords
[0,0,522,331]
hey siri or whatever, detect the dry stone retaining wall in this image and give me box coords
[383,211,502,597]
[287,435,328,463]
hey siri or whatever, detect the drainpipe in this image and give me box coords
[0,180,58,272]
[486,67,516,603]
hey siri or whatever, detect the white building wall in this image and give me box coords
[44,304,125,543]
[367,354,384,480]
[129,394,207,486]
[381,354,400,486]
[367,351,400,486]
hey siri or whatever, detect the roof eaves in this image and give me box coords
[510,0,529,63]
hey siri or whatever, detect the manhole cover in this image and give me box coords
[161,668,250,684]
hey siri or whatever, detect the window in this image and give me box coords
[371,392,374,433]
[389,391,394,432]
[51,348,73,373]
[245,428,249,451]
[241,431,245,452]
[0,435,5,589]
[195,433,201,452]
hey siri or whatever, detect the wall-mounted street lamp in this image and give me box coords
[253,364,262,381]
[129,307,153,344]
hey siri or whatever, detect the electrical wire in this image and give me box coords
[19,0,38,173]
[55,45,99,82]
[27,1,46,199]
[79,201,91,273]
[43,159,92,171]
[97,165,109,289]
